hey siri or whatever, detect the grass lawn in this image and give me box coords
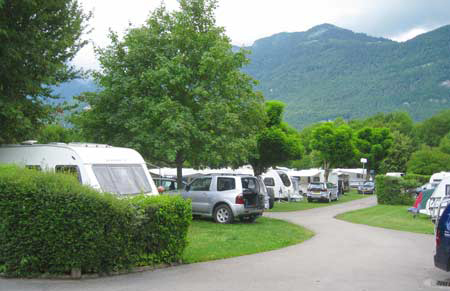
[268,189,368,212]
[336,204,434,235]
[182,217,314,263]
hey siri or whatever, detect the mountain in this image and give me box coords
[53,24,450,129]
[242,23,450,128]
[50,78,100,105]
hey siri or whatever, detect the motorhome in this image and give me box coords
[0,142,158,196]
[262,169,297,200]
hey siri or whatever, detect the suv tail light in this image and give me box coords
[235,194,245,204]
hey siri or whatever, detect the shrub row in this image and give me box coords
[375,175,415,205]
[403,173,431,185]
[0,165,191,277]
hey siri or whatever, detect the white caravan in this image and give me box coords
[0,142,158,196]
[262,169,296,200]
[426,176,450,221]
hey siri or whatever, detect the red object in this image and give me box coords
[157,186,165,193]
[413,191,423,208]
[235,194,245,204]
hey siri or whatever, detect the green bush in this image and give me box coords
[0,165,191,277]
[130,195,192,265]
[404,173,430,185]
[375,175,414,205]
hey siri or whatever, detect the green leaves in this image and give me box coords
[0,0,90,144]
[73,0,265,180]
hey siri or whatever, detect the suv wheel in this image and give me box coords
[214,204,234,224]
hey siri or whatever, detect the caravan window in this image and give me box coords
[55,165,81,183]
[277,171,291,187]
[264,177,275,187]
[92,164,152,196]
[313,176,320,182]
[26,165,42,171]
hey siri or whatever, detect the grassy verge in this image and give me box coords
[269,189,368,212]
[336,205,434,235]
[182,217,314,263]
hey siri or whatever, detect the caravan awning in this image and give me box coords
[289,169,322,177]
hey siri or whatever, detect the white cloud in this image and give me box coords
[390,27,427,42]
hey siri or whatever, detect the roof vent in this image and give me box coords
[21,140,38,145]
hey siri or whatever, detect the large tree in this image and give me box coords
[249,101,303,176]
[415,109,450,147]
[407,146,450,175]
[355,127,393,178]
[310,122,357,181]
[73,0,265,186]
[0,0,90,144]
[379,131,415,174]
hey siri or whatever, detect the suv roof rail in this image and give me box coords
[203,173,253,177]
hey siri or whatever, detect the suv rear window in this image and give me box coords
[241,177,259,193]
[309,183,325,190]
[217,177,236,191]
[264,177,275,187]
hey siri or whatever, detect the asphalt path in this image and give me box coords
[2,196,449,291]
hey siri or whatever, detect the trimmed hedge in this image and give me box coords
[404,174,431,185]
[0,165,191,277]
[375,175,415,205]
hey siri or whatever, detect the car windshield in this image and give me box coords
[92,164,152,196]
[363,182,374,187]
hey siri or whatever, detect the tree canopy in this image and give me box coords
[407,146,450,175]
[310,122,356,180]
[249,101,303,176]
[355,127,393,176]
[73,0,265,185]
[0,0,90,144]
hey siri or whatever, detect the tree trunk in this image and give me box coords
[176,152,184,191]
[324,160,330,182]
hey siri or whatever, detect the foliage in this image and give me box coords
[36,124,83,144]
[310,122,356,180]
[439,132,450,155]
[249,101,303,175]
[403,173,431,185]
[355,127,393,176]
[407,146,450,175]
[242,24,450,129]
[0,165,191,277]
[415,109,450,147]
[375,175,414,205]
[129,195,192,265]
[350,112,415,138]
[0,0,90,144]
[72,0,265,186]
[379,131,415,174]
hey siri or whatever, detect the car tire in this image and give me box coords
[307,197,312,202]
[213,204,234,224]
[239,215,257,223]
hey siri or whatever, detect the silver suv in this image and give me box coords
[306,182,339,202]
[182,174,266,223]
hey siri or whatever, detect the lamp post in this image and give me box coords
[360,158,367,181]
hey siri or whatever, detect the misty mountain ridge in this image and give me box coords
[54,23,450,128]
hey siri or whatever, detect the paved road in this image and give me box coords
[2,196,449,291]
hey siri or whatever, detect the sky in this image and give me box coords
[72,0,450,70]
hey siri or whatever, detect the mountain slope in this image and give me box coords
[242,24,450,128]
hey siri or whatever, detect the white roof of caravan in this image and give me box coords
[333,168,365,175]
[430,172,450,182]
[288,169,322,177]
[430,176,450,198]
[0,143,146,164]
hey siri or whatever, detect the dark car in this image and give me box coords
[435,201,450,271]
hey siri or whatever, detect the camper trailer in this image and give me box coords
[425,176,450,221]
[262,169,296,200]
[0,142,158,196]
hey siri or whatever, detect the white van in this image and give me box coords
[0,142,158,196]
[262,169,297,200]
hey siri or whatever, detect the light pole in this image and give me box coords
[360,158,367,186]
